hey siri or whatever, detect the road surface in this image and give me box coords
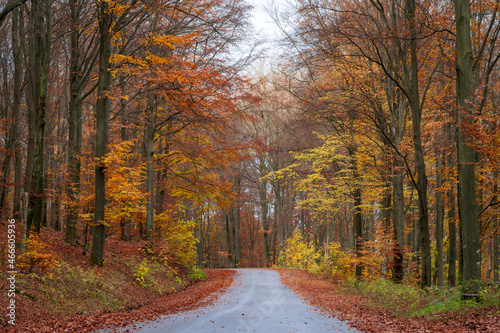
[105,269,361,333]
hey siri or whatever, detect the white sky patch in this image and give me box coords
[249,0,291,52]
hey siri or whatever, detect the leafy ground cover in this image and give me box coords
[0,229,235,332]
[277,269,500,332]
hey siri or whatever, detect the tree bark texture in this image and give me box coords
[27,0,51,235]
[144,94,155,241]
[90,0,112,265]
[435,148,445,286]
[66,0,83,244]
[454,0,481,293]
[406,0,431,288]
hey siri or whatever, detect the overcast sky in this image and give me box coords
[246,0,294,67]
[250,0,291,46]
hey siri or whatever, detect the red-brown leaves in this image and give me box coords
[277,269,500,333]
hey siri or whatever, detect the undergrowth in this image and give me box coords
[0,229,208,321]
[37,262,127,315]
[279,230,500,317]
[337,277,500,317]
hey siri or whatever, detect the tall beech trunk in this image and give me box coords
[406,0,431,288]
[454,0,481,293]
[27,0,52,235]
[66,0,83,244]
[90,0,112,265]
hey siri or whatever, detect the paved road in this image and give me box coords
[112,269,361,333]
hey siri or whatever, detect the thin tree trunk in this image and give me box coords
[259,157,271,266]
[435,148,445,286]
[447,206,457,286]
[196,220,203,267]
[348,145,363,279]
[120,76,131,241]
[392,160,405,282]
[275,183,284,257]
[224,210,231,264]
[144,94,155,241]
[493,171,498,282]
[233,177,241,266]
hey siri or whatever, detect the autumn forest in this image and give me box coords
[1,0,500,326]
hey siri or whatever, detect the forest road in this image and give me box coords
[111,269,361,333]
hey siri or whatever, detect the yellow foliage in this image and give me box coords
[156,213,197,267]
[134,259,150,287]
[281,229,320,270]
[319,242,356,280]
[18,233,59,276]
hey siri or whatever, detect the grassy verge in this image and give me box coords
[337,277,500,317]
[0,229,206,327]
[278,268,500,333]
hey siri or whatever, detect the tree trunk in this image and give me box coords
[224,210,231,264]
[259,157,271,266]
[66,0,83,244]
[435,148,445,286]
[119,76,131,241]
[348,145,363,279]
[274,183,284,257]
[233,177,241,266]
[454,0,481,293]
[493,171,499,282]
[12,8,23,221]
[195,220,203,267]
[392,159,405,282]
[406,0,431,288]
[144,94,155,241]
[90,0,112,266]
[27,0,52,235]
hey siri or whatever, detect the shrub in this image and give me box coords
[481,284,500,307]
[281,229,320,270]
[134,259,150,287]
[188,267,207,281]
[317,241,356,279]
[18,233,59,276]
[41,262,125,314]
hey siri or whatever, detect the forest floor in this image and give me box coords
[278,269,500,333]
[0,229,236,332]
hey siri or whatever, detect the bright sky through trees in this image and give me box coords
[250,0,291,58]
